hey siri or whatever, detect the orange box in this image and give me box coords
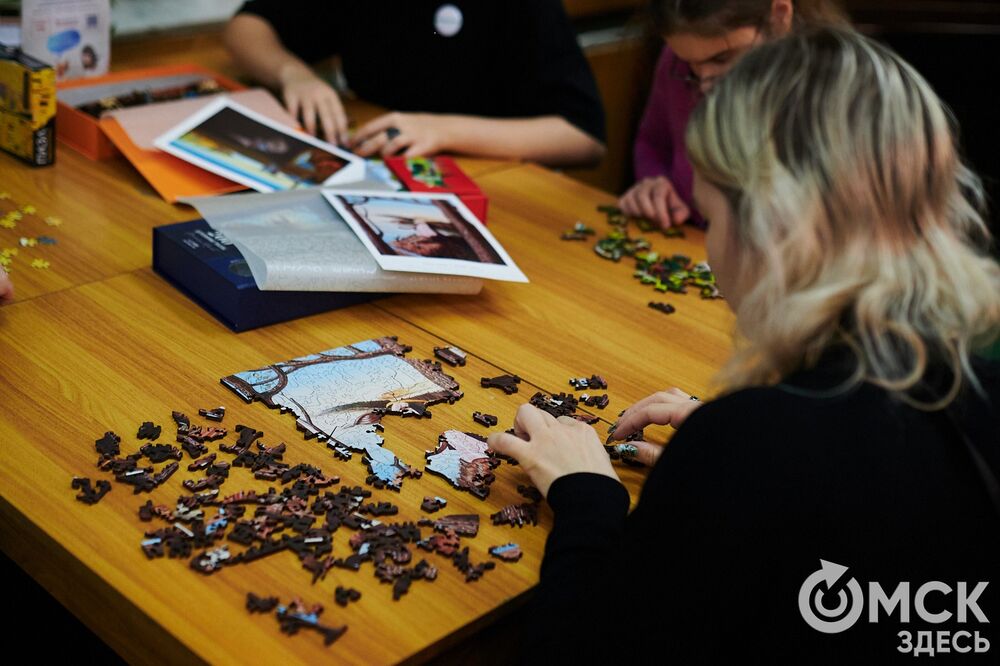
[56,64,245,161]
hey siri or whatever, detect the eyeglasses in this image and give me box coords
[669,21,767,91]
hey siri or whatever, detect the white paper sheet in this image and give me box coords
[182,189,483,294]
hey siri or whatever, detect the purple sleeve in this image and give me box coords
[633,47,678,181]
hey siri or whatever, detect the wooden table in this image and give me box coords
[0,40,734,666]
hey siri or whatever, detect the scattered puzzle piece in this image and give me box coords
[433,346,467,367]
[334,586,362,607]
[472,411,498,427]
[198,406,226,422]
[94,431,121,457]
[45,216,63,227]
[489,543,523,562]
[419,514,479,537]
[451,547,495,582]
[569,375,607,391]
[72,477,111,505]
[30,259,50,270]
[480,374,521,394]
[136,421,162,440]
[491,503,539,528]
[420,496,448,513]
[649,301,676,315]
[247,593,279,613]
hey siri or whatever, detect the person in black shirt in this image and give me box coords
[223,1,606,166]
[488,27,1000,663]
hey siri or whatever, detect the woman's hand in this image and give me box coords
[619,176,691,229]
[606,388,702,466]
[487,404,620,498]
[279,63,348,144]
[350,112,453,158]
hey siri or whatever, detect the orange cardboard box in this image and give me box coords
[56,64,244,161]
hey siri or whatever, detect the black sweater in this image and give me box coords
[531,356,1000,663]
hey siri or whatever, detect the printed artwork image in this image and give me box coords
[220,337,463,489]
[324,191,528,282]
[155,98,364,192]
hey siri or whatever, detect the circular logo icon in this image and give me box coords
[434,4,463,38]
[798,560,864,634]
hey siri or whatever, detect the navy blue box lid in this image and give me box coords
[153,219,382,332]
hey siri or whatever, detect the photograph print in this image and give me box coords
[323,190,527,282]
[154,97,364,192]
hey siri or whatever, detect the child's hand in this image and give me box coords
[350,112,452,158]
[487,404,620,499]
[619,176,691,229]
[0,265,14,305]
[606,388,702,467]
[279,63,348,144]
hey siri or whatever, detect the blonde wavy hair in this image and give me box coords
[685,27,1000,408]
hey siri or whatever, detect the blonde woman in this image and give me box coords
[489,27,1000,662]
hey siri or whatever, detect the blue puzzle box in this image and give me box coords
[153,219,382,332]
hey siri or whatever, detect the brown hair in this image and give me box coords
[651,0,846,36]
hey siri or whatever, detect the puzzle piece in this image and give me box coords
[45,216,63,227]
[433,345,467,367]
[334,586,361,607]
[424,431,498,499]
[529,391,580,419]
[451,547,495,583]
[419,514,479,538]
[19,237,37,247]
[480,374,521,394]
[420,496,448,513]
[187,425,227,442]
[94,431,121,457]
[491,503,539,528]
[489,543,523,562]
[198,406,226,422]
[569,375,607,391]
[582,394,610,409]
[30,259,50,270]
[136,421,162,440]
[649,301,676,315]
[275,599,348,646]
[246,593,279,613]
[190,545,231,574]
[72,477,111,505]
[560,221,596,241]
[472,411,498,427]
[139,443,182,463]
[417,528,462,557]
[517,484,543,504]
